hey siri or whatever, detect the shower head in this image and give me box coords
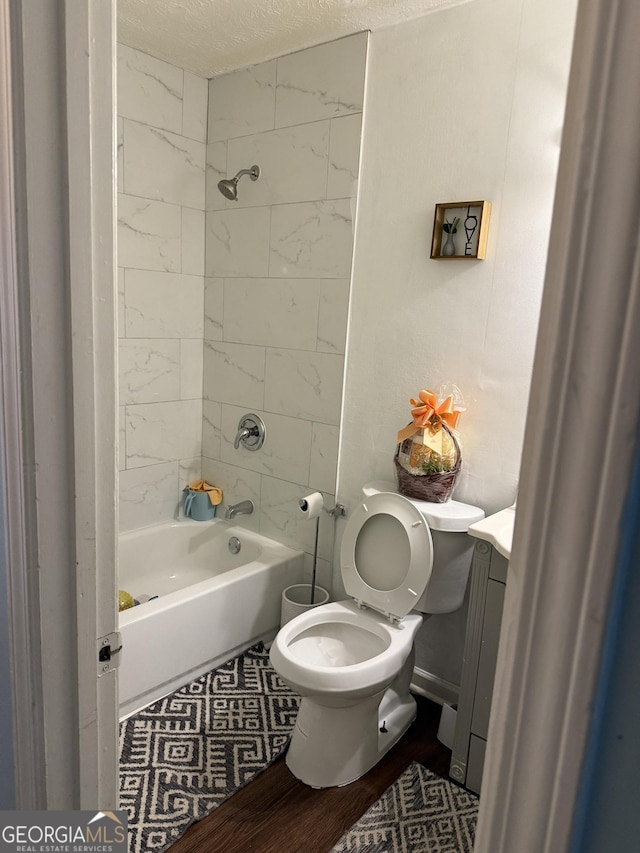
[217,165,260,201]
[217,178,237,201]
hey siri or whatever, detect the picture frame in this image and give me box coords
[430,200,491,260]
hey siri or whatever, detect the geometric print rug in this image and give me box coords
[119,643,300,853]
[331,762,479,853]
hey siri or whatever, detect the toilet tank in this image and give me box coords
[362,482,485,615]
[411,495,485,613]
[415,528,477,613]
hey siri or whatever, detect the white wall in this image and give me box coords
[201,34,367,585]
[337,0,577,681]
[117,45,208,531]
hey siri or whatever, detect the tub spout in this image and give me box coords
[225,500,254,519]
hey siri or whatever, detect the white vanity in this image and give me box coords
[449,506,515,793]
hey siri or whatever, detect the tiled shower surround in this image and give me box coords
[117,44,207,532]
[117,34,367,581]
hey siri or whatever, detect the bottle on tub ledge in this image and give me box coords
[134,593,159,606]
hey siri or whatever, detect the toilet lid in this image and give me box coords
[340,492,433,620]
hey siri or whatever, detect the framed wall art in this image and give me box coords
[430,200,491,260]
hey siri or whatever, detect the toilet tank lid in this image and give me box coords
[362,481,485,532]
[409,498,485,532]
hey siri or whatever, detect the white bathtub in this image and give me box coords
[118,518,304,718]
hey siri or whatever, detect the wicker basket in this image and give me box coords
[394,425,461,503]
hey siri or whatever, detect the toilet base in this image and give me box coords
[285,686,417,788]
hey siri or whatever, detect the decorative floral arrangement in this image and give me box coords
[395,388,463,503]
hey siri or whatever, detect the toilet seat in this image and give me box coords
[340,492,433,620]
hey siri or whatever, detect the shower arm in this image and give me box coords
[217,164,260,201]
[234,166,259,181]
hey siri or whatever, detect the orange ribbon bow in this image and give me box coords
[396,390,461,446]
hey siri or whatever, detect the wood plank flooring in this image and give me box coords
[170,695,452,853]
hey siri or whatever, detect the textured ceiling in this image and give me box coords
[117,0,465,78]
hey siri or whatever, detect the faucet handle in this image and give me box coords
[234,427,251,450]
[234,413,266,451]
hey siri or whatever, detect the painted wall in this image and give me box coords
[117,45,208,531]
[337,0,577,682]
[201,33,367,585]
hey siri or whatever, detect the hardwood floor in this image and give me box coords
[170,695,452,853]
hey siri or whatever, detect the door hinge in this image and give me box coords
[97,631,122,676]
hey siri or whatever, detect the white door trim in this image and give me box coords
[64,0,119,808]
[475,0,640,850]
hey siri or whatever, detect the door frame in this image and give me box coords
[65,0,119,809]
[0,0,45,809]
[4,0,118,808]
[4,0,640,832]
[475,0,640,850]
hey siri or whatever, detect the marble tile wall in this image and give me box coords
[202,33,368,587]
[117,44,207,531]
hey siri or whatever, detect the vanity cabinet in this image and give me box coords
[449,539,508,794]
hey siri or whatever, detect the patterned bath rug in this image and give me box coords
[331,762,479,853]
[119,643,300,853]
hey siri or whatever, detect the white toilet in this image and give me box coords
[269,481,484,788]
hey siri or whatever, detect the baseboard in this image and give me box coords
[411,667,459,708]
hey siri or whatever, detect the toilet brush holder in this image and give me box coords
[280,584,330,628]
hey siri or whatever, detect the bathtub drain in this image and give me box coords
[228,536,241,555]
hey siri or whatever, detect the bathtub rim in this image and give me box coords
[118,516,304,626]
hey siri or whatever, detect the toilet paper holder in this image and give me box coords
[298,493,347,519]
[326,503,347,518]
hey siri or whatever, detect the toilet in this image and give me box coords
[269,481,484,788]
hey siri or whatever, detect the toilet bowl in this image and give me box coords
[272,599,422,705]
[269,483,484,788]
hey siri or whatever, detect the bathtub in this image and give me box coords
[118,518,304,718]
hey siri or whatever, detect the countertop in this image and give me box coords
[467,505,515,560]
